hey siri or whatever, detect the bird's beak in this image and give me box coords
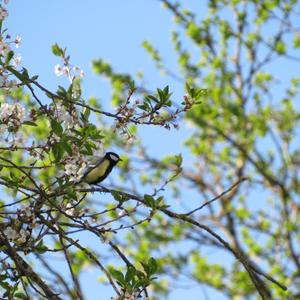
[119,158,123,162]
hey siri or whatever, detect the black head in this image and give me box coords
[105,152,121,165]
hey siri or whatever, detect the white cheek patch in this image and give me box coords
[110,154,119,162]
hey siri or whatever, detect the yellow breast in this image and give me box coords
[84,160,110,183]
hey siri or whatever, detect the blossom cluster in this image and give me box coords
[53,44,85,82]
[64,154,88,183]
[0,0,22,88]
[0,2,9,21]
[3,206,34,245]
[3,226,29,244]
[0,102,25,131]
[53,103,77,128]
[55,64,85,80]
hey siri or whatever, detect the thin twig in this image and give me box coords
[185,177,248,216]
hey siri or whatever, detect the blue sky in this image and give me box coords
[5,1,219,299]
[7,1,202,159]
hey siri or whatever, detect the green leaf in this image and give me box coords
[57,86,67,97]
[81,106,90,122]
[111,190,123,202]
[71,79,82,99]
[110,269,125,286]
[185,83,207,101]
[138,102,151,112]
[147,95,159,103]
[21,68,30,80]
[52,43,63,56]
[83,142,93,155]
[185,82,192,95]
[92,59,112,75]
[275,40,286,55]
[61,139,73,156]
[0,281,10,290]
[174,154,183,167]
[186,22,202,43]
[142,40,161,62]
[51,119,63,136]
[125,266,136,282]
[23,121,37,127]
[163,85,169,94]
[293,34,300,48]
[128,80,136,92]
[144,194,155,209]
[236,207,250,219]
[31,75,39,81]
[14,293,27,299]
[5,50,14,64]
[36,240,48,254]
[52,143,64,161]
[148,257,158,276]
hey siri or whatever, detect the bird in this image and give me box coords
[79,152,122,185]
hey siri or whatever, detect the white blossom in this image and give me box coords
[65,159,86,182]
[49,133,60,144]
[63,66,71,78]
[77,162,87,178]
[54,64,63,76]
[21,206,33,218]
[17,229,28,243]
[0,76,18,89]
[65,162,78,176]
[0,40,10,54]
[0,7,8,20]
[0,75,8,87]
[73,66,85,78]
[6,79,18,88]
[123,291,139,300]
[55,104,74,128]
[15,35,22,48]
[3,227,17,241]
[15,104,25,121]
[65,203,75,217]
[118,210,127,217]
[12,54,22,67]
[0,103,25,125]
[80,70,85,78]
[73,66,80,72]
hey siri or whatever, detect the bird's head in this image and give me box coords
[105,152,122,165]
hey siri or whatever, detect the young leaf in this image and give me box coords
[144,194,155,209]
[125,265,136,283]
[174,154,183,167]
[5,50,14,64]
[23,121,37,127]
[52,143,64,161]
[52,43,63,56]
[51,119,63,136]
[60,139,73,156]
[110,269,125,286]
[148,257,158,276]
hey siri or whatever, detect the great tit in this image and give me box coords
[80,152,121,185]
